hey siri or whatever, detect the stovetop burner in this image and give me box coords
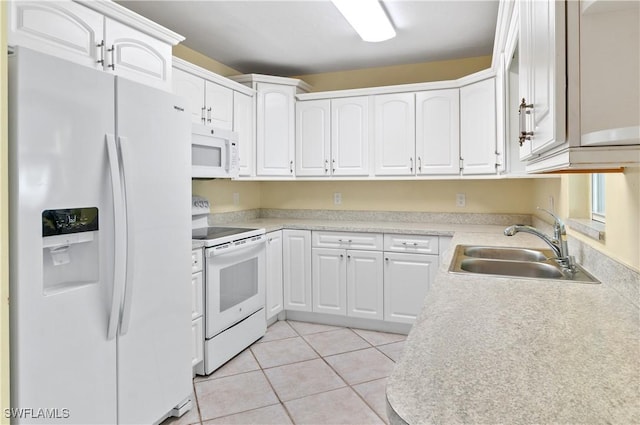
[192,226,265,248]
[192,227,256,240]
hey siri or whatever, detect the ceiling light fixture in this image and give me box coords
[331,0,396,43]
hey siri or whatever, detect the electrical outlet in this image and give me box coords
[456,193,466,207]
[333,192,342,205]
[233,192,240,205]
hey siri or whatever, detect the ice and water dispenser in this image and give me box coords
[42,207,99,293]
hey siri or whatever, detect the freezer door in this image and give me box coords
[114,77,193,424]
[8,48,118,424]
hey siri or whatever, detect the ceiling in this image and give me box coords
[117,0,500,77]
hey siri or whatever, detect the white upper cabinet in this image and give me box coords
[257,82,297,176]
[172,67,205,124]
[295,96,370,177]
[296,100,331,176]
[231,74,310,178]
[8,0,104,68]
[415,89,460,175]
[579,0,639,147]
[518,0,566,159]
[332,97,370,176]
[204,81,233,130]
[103,17,172,90]
[234,91,255,177]
[374,93,416,176]
[8,0,182,90]
[460,78,498,175]
[172,68,233,129]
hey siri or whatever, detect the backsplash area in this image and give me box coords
[211,208,532,226]
[532,216,640,309]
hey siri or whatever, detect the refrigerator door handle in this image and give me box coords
[118,136,135,336]
[106,134,126,340]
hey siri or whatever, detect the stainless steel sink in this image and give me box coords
[460,258,565,279]
[449,245,600,283]
[463,246,550,262]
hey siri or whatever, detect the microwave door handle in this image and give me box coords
[225,140,231,172]
[105,134,126,341]
[117,136,136,336]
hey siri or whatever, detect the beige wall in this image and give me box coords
[260,180,536,213]
[1,1,10,421]
[173,44,240,77]
[532,169,640,272]
[192,180,262,213]
[294,55,492,92]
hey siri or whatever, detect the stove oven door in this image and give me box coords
[204,235,266,338]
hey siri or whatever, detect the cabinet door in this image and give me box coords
[256,83,296,176]
[191,316,204,368]
[460,78,498,175]
[283,230,312,312]
[383,252,437,324]
[332,97,370,176]
[415,89,460,175]
[296,100,331,176]
[234,91,255,177]
[374,93,416,176]
[104,17,173,91]
[519,0,566,158]
[312,248,347,316]
[205,81,233,130]
[8,0,104,69]
[173,67,206,124]
[191,271,203,320]
[266,231,284,321]
[347,250,383,320]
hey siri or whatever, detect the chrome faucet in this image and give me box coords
[504,208,575,272]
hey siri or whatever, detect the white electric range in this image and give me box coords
[191,197,266,375]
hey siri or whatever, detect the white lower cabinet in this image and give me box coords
[346,250,384,320]
[383,252,438,324]
[312,247,384,319]
[266,230,284,321]
[312,248,347,315]
[191,317,204,369]
[281,230,439,326]
[283,230,312,312]
[190,248,204,370]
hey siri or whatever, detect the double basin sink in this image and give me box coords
[449,245,600,283]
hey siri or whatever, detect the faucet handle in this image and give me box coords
[537,207,565,239]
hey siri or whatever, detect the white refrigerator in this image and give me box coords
[8,47,193,424]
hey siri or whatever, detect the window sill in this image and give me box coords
[567,218,606,242]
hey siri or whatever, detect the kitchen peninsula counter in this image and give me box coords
[385,230,639,424]
[223,216,638,423]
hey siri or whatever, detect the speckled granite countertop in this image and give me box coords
[217,217,509,237]
[386,230,640,425]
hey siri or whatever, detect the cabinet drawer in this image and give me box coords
[191,248,203,273]
[191,271,203,320]
[384,234,439,254]
[312,231,383,250]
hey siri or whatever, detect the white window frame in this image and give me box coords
[591,173,605,223]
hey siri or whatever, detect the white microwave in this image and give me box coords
[191,123,239,178]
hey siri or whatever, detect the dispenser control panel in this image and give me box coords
[42,207,99,237]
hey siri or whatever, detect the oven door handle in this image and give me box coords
[206,234,266,257]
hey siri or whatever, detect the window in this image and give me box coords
[591,173,605,223]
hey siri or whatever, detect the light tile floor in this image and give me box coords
[163,320,406,425]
